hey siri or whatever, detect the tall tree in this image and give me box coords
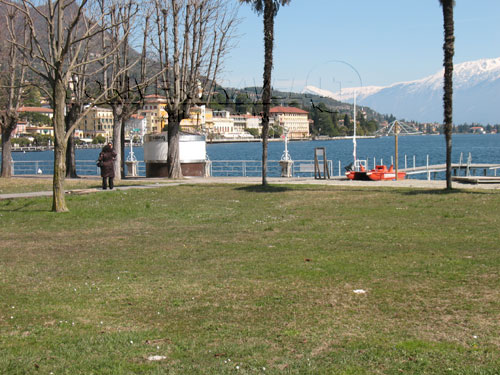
[65,40,92,179]
[439,0,455,190]
[153,0,238,179]
[99,0,151,181]
[239,0,291,186]
[4,0,137,211]
[0,5,27,178]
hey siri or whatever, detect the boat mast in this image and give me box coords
[353,90,357,165]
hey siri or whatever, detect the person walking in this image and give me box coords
[98,142,117,189]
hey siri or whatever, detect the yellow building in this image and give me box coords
[138,95,168,133]
[180,105,214,134]
[25,125,54,137]
[81,106,114,141]
[270,106,310,139]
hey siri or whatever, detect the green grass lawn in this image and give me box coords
[1,183,499,374]
[0,177,171,194]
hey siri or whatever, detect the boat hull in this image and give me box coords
[346,171,370,180]
[347,165,407,181]
[366,165,406,181]
[367,172,406,181]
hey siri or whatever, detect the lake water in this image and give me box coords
[10,134,500,179]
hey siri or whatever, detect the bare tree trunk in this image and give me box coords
[112,106,124,181]
[5,0,143,212]
[154,0,237,179]
[261,0,275,186]
[65,133,78,178]
[167,111,182,178]
[441,0,454,190]
[52,80,68,212]
[1,5,27,178]
[120,120,125,179]
[1,125,14,177]
[65,105,79,178]
[168,1,183,180]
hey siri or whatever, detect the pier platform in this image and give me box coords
[402,163,500,180]
[451,176,500,184]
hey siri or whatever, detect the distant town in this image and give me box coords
[9,91,500,147]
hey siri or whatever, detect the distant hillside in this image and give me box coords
[213,86,388,123]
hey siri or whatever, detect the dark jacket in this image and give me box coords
[98,145,117,178]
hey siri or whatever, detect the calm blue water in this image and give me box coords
[10,134,500,178]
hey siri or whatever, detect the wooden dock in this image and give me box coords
[402,163,500,180]
[452,176,500,184]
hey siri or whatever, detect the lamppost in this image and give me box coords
[394,120,400,180]
[126,129,139,177]
[306,60,363,166]
[127,129,138,162]
[279,126,293,177]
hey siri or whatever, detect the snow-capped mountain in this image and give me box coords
[303,57,500,124]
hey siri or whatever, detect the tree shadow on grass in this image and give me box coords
[235,184,295,193]
[402,188,492,196]
[0,199,47,212]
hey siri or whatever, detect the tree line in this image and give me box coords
[0,0,239,212]
[1,0,461,212]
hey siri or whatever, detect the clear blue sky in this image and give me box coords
[220,0,500,93]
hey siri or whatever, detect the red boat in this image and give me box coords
[345,160,370,180]
[346,162,406,181]
[366,165,406,181]
[345,113,406,181]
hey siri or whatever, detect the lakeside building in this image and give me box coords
[180,105,213,134]
[211,110,234,136]
[137,95,168,133]
[18,106,54,119]
[25,125,54,137]
[233,114,261,135]
[470,126,486,134]
[180,108,261,139]
[269,106,310,139]
[418,122,441,134]
[11,107,54,138]
[12,120,28,136]
[81,106,114,141]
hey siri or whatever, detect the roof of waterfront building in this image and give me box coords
[270,106,308,115]
[18,106,53,114]
[144,94,167,102]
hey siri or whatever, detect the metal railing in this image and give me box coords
[208,160,334,178]
[12,159,333,178]
[12,160,147,177]
[12,156,498,180]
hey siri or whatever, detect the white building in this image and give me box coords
[212,110,234,135]
[270,106,310,139]
[232,114,262,136]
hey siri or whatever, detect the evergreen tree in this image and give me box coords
[344,114,352,135]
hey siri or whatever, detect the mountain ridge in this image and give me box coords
[303,57,500,124]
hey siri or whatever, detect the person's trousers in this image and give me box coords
[102,177,114,190]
